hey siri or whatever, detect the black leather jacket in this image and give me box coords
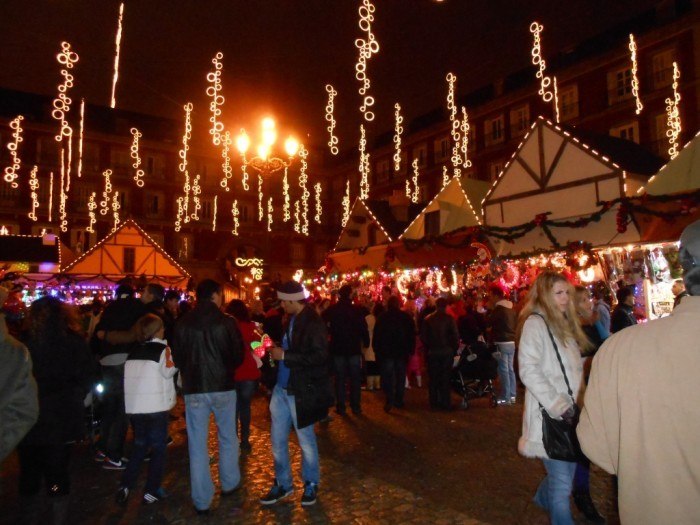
[420,309,459,357]
[172,301,244,395]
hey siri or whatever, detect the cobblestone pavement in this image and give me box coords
[0,386,618,524]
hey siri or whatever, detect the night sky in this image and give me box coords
[0,0,660,152]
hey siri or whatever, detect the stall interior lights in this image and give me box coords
[130,127,145,187]
[53,41,78,141]
[231,199,239,236]
[110,3,124,108]
[207,51,225,146]
[314,181,322,224]
[393,103,403,172]
[342,179,351,227]
[267,197,273,232]
[86,191,97,233]
[325,84,339,155]
[212,195,217,231]
[666,61,682,159]
[356,0,379,121]
[28,165,39,221]
[100,169,113,216]
[629,34,644,115]
[283,167,291,222]
[530,22,554,103]
[112,191,120,229]
[359,125,370,200]
[3,115,24,188]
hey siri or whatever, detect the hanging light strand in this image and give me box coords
[267,197,273,232]
[220,131,233,192]
[314,181,322,224]
[299,145,310,235]
[112,191,121,229]
[207,52,225,146]
[447,73,463,174]
[629,34,644,115]
[342,179,351,227]
[393,103,403,172]
[77,98,84,178]
[530,22,554,103]
[53,41,78,142]
[552,76,560,123]
[212,195,218,231]
[48,172,54,222]
[666,61,682,159]
[179,103,193,221]
[100,169,113,216]
[283,167,291,222]
[359,125,370,200]
[231,199,239,236]
[411,158,420,204]
[59,155,67,232]
[190,174,201,221]
[325,84,339,155]
[258,174,264,221]
[86,191,97,233]
[174,196,184,232]
[355,0,379,121]
[130,127,145,187]
[28,166,39,221]
[442,165,450,188]
[294,200,301,233]
[110,3,124,108]
[3,115,24,188]
[460,106,472,169]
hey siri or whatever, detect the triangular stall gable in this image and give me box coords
[62,220,190,285]
[644,131,700,195]
[482,117,643,253]
[334,199,393,251]
[401,176,483,240]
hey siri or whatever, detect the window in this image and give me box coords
[467,127,476,151]
[145,192,163,217]
[375,158,391,183]
[71,185,95,210]
[434,136,451,163]
[37,136,60,165]
[241,205,250,223]
[418,183,428,202]
[510,105,530,136]
[425,210,440,236]
[484,115,504,146]
[652,49,675,89]
[115,189,129,211]
[559,84,579,121]
[201,199,213,220]
[123,247,136,273]
[412,144,428,168]
[144,153,165,178]
[610,122,639,144]
[489,160,505,181]
[110,147,131,172]
[0,182,20,206]
[608,67,633,104]
[651,113,669,157]
[70,229,93,255]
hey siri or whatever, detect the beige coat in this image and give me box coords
[578,296,700,524]
[518,314,583,458]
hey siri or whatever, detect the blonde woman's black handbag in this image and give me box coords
[531,313,583,462]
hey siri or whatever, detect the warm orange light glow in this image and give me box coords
[262,117,275,130]
[393,103,403,172]
[666,61,682,159]
[130,127,145,187]
[86,191,97,233]
[530,21,553,103]
[299,145,310,235]
[262,128,277,148]
[285,137,299,157]
[3,115,23,188]
[48,172,54,222]
[77,98,84,178]
[342,179,351,227]
[110,3,124,108]
[257,144,270,160]
[207,51,225,146]
[629,34,643,115]
[212,195,217,232]
[28,166,39,222]
[325,84,339,155]
[283,167,291,222]
[236,131,250,154]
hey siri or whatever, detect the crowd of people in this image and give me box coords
[1,220,699,523]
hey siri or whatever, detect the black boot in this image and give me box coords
[573,492,606,523]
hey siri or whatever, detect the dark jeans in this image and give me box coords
[333,355,362,411]
[573,457,591,494]
[121,411,169,494]
[97,364,128,461]
[427,354,453,409]
[235,380,258,444]
[380,358,407,407]
[18,442,72,496]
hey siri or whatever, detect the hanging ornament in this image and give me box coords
[112,191,121,229]
[267,197,273,232]
[410,158,420,203]
[342,179,351,227]
[666,61,682,159]
[179,102,193,220]
[130,127,145,187]
[190,174,202,221]
[53,41,78,142]
[314,181,322,224]
[86,191,97,233]
[219,130,233,192]
[231,199,239,236]
[28,166,39,221]
[294,200,301,233]
[325,84,339,155]
[100,169,113,216]
[110,3,124,108]
[299,145,310,235]
[212,195,218,232]
[393,103,403,172]
[258,173,264,221]
[530,22,554,103]
[3,115,24,188]
[629,34,644,115]
[48,172,54,222]
[355,0,379,121]
[283,167,291,222]
[358,125,370,200]
[206,51,225,146]
[174,196,184,232]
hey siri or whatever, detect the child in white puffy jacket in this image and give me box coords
[116,313,177,505]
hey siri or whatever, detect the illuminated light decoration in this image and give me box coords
[100,169,113,216]
[206,51,225,146]
[179,103,193,221]
[283,167,291,222]
[293,269,304,282]
[48,172,54,222]
[3,115,24,188]
[342,179,351,227]
[220,131,233,192]
[314,181,322,224]
[65,126,73,192]
[294,200,301,233]
[28,166,39,221]
[190,174,202,221]
[112,191,121,229]
[435,270,450,293]
[446,73,463,174]
[174,196,184,232]
[110,3,124,108]
[86,192,97,233]
[130,127,145,187]
[442,166,450,188]
[393,103,403,172]
[405,178,411,198]
[0,226,8,236]
[358,125,370,200]
[59,159,67,232]
[396,270,411,296]
[235,257,264,268]
[212,195,217,231]
[552,76,560,124]
[666,61,682,159]
[325,84,339,155]
[410,158,420,203]
[355,0,379,122]
[498,262,521,290]
[267,197,273,232]
[77,99,84,178]
[629,34,644,115]
[53,41,78,142]
[258,174,264,221]
[250,267,264,281]
[231,200,239,236]
[451,269,459,295]
[530,22,554,103]
[578,267,596,283]
[460,106,472,169]
[236,128,250,191]
[298,145,310,235]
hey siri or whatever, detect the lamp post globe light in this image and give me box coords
[236,117,299,176]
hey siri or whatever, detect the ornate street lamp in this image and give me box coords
[236,117,299,176]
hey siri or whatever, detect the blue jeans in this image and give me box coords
[121,411,169,494]
[333,355,362,412]
[379,357,407,407]
[496,342,516,401]
[270,384,319,489]
[534,458,576,525]
[235,380,257,444]
[184,391,240,511]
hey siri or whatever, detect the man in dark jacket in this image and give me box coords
[420,297,459,410]
[172,279,244,516]
[611,286,637,334]
[488,285,518,405]
[373,295,415,413]
[260,281,332,508]
[322,284,369,415]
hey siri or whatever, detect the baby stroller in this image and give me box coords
[451,340,498,409]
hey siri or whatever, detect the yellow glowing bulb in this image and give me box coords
[285,137,299,157]
[262,117,275,130]
[262,128,277,147]
[257,144,270,160]
[236,132,250,154]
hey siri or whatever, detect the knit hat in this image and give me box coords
[680,219,700,296]
[277,280,309,301]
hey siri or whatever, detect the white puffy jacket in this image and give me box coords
[124,338,177,414]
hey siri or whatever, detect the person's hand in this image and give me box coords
[270,346,285,361]
[165,347,175,368]
[561,405,577,425]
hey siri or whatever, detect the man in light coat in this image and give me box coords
[578,220,700,524]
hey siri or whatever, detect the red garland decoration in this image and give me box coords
[616,203,629,233]
[534,213,549,226]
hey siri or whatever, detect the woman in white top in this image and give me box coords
[517,271,589,525]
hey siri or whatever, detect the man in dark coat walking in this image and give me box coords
[610,286,637,334]
[421,297,459,410]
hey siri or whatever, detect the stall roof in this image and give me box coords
[643,131,700,196]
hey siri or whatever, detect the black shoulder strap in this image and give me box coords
[530,313,573,398]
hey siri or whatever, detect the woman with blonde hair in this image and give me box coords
[517,271,589,525]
